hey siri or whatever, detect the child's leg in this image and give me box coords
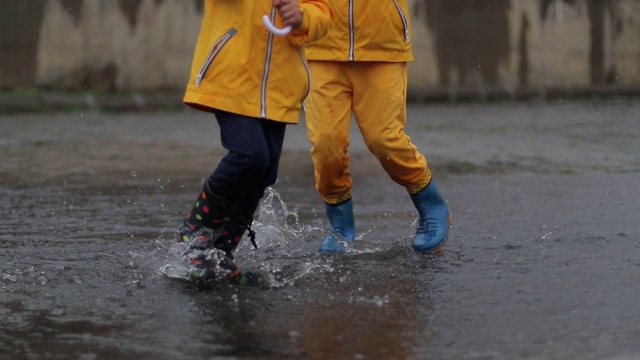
[209,111,279,201]
[306,61,355,205]
[351,61,431,193]
[208,110,285,253]
[228,117,286,244]
[306,61,357,253]
[180,110,270,245]
[351,62,450,253]
[180,110,285,282]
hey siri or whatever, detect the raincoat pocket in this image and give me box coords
[195,28,238,87]
[392,0,410,42]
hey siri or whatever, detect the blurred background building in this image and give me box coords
[1,0,639,101]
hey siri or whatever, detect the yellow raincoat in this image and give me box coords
[304,0,412,62]
[184,0,332,124]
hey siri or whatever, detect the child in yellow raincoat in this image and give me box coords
[304,0,451,254]
[179,0,332,284]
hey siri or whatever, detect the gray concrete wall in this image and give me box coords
[1,0,639,97]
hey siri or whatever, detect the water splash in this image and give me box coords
[154,188,335,287]
[2,273,17,282]
[153,187,417,288]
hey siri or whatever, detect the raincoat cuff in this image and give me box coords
[290,7,309,36]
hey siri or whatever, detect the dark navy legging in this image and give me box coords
[207,109,286,221]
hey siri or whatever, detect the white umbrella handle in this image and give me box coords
[262,15,292,36]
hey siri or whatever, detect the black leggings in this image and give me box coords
[207,109,286,221]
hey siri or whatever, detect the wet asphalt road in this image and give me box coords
[1,100,639,360]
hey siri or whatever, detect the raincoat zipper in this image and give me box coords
[195,28,238,88]
[392,0,410,42]
[261,9,278,118]
[348,0,355,60]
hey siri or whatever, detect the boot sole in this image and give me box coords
[430,237,449,254]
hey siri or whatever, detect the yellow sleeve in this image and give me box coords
[288,0,332,46]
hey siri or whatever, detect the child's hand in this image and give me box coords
[273,0,303,29]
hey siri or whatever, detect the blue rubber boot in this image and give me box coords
[318,199,356,254]
[410,181,451,254]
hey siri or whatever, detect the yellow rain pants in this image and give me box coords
[305,61,431,205]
